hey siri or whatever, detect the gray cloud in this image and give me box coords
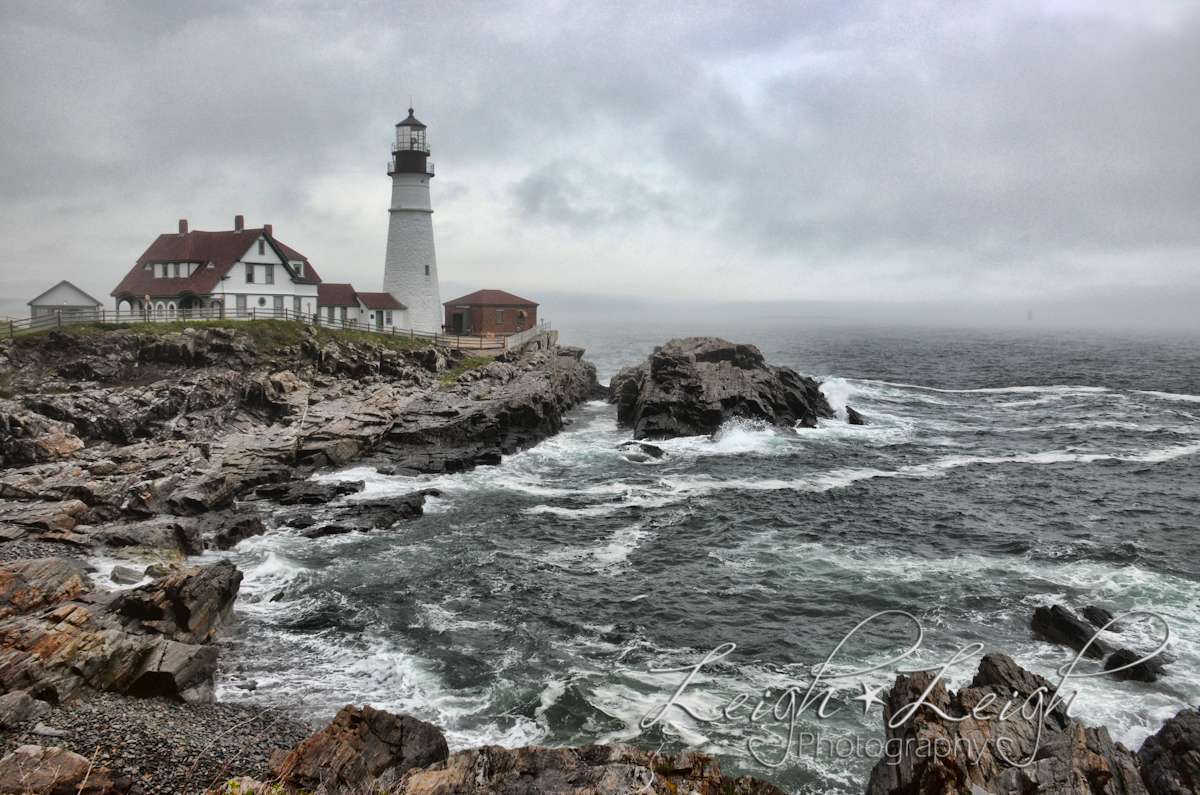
[0,1,1196,314]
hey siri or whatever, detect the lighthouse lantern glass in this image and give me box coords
[396,125,428,154]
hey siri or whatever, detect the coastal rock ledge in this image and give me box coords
[609,337,834,439]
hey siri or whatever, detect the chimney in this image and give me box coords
[263,224,272,237]
[178,219,188,236]
[234,215,244,232]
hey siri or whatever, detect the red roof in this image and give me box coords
[357,292,406,310]
[444,289,538,307]
[318,283,359,306]
[112,227,320,298]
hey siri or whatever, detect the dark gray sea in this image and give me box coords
[208,322,1200,794]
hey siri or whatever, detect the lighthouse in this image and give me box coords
[382,108,441,333]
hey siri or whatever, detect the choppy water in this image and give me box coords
[212,323,1200,794]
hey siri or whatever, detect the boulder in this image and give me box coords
[1083,605,1121,631]
[0,745,135,794]
[91,516,204,557]
[1032,604,1111,659]
[110,566,143,586]
[393,743,785,795]
[846,405,868,425]
[1138,706,1200,795]
[210,514,266,550]
[269,704,448,793]
[110,559,241,645]
[1105,648,1168,682]
[125,638,219,703]
[608,338,833,439]
[0,558,92,621]
[864,653,1147,795]
[617,441,666,461]
[0,690,51,729]
[166,472,237,515]
[255,480,365,505]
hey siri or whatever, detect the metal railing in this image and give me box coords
[387,160,436,176]
[3,308,549,351]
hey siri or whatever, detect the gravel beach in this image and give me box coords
[0,692,315,794]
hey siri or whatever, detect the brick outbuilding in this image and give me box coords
[443,290,538,336]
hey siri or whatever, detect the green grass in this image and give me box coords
[441,356,491,385]
[9,319,434,353]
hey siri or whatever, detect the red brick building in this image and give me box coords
[443,290,538,336]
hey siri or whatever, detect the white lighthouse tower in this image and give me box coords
[383,108,441,333]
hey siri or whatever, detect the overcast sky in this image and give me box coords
[1,1,1197,325]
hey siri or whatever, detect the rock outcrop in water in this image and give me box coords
[863,652,1200,795]
[608,337,834,439]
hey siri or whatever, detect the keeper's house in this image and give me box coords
[111,216,323,318]
[28,281,103,319]
[443,290,537,336]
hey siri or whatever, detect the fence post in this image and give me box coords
[8,320,12,340]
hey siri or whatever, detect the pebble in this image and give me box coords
[0,692,315,794]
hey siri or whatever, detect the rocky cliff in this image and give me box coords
[0,323,597,561]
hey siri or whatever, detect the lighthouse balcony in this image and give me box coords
[388,159,435,176]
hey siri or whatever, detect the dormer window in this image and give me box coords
[172,262,180,278]
[295,261,304,277]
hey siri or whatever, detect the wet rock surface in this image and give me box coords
[863,652,1168,795]
[608,337,833,439]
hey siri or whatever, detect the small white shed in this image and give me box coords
[28,281,104,319]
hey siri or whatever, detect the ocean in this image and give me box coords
[211,321,1200,794]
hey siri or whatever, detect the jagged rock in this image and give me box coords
[90,516,204,558]
[1083,605,1121,631]
[109,566,143,585]
[166,472,237,515]
[0,690,51,729]
[210,514,266,550]
[0,411,84,466]
[393,743,786,795]
[0,559,237,704]
[142,563,176,579]
[847,405,868,425]
[1139,706,1200,795]
[255,479,365,505]
[0,744,138,794]
[864,653,1147,795]
[110,558,241,645]
[0,558,92,621]
[1032,604,1111,659]
[1105,648,1168,682]
[608,337,833,439]
[268,704,448,793]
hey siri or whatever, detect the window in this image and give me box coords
[245,264,254,284]
[293,297,301,315]
[425,265,430,276]
[385,311,392,325]
[265,264,274,285]
[339,306,347,321]
[258,240,265,255]
[295,261,304,277]
[327,306,334,321]
[172,263,180,278]
[517,310,527,323]
[236,295,247,316]
[496,310,504,324]
[273,296,284,314]
[258,297,267,307]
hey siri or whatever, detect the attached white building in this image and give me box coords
[111,216,323,318]
[28,281,103,319]
[317,283,408,330]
